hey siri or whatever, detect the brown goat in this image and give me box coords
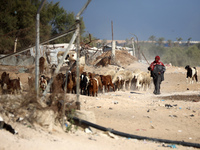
[1,72,21,94]
[8,78,21,94]
[88,78,98,97]
[94,74,103,93]
[100,75,115,92]
[71,71,81,94]
[51,73,65,94]
[39,56,48,74]
[66,72,73,93]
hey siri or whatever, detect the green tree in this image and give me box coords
[0,0,86,53]
[185,45,200,66]
[157,37,165,46]
[167,40,172,47]
[0,0,50,53]
[175,37,183,46]
[149,35,156,43]
[0,0,36,53]
[163,47,187,66]
[45,2,85,44]
[187,37,192,47]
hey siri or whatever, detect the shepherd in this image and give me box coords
[148,56,166,95]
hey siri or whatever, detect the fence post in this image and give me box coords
[35,0,46,98]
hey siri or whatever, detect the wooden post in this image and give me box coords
[111,21,115,63]
[76,18,81,110]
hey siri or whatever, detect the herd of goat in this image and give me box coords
[36,67,152,97]
[0,58,198,96]
[0,66,152,96]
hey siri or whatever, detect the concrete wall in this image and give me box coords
[0,55,35,66]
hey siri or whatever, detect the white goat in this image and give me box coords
[112,69,134,91]
[135,71,152,91]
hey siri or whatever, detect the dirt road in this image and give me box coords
[0,62,200,150]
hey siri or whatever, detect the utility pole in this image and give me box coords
[131,37,135,56]
[111,21,115,63]
[35,0,46,98]
[14,38,17,53]
[75,0,91,110]
[75,18,81,110]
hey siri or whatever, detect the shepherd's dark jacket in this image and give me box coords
[148,61,166,81]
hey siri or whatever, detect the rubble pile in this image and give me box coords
[93,50,137,67]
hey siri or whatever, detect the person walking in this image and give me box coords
[148,56,166,95]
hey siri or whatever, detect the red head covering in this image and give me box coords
[155,56,160,63]
[149,55,164,71]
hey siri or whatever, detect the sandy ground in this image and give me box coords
[0,62,200,150]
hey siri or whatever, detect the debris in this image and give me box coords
[8,113,15,118]
[169,115,177,118]
[162,144,177,148]
[192,100,199,102]
[113,101,118,104]
[178,130,182,132]
[150,125,155,129]
[97,106,101,108]
[147,109,150,112]
[165,104,173,108]
[85,127,93,134]
[0,116,3,122]
[88,137,97,141]
[0,116,4,129]
[136,129,146,131]
[136,129,140,131]
[112,94,121,96]
[106,131,119,139]
[190,114,194,117]
[16,117,24,122]
[186,107,191,110]
[142,129,147,131]
[143,116,150,118]
[143,139,147,144]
